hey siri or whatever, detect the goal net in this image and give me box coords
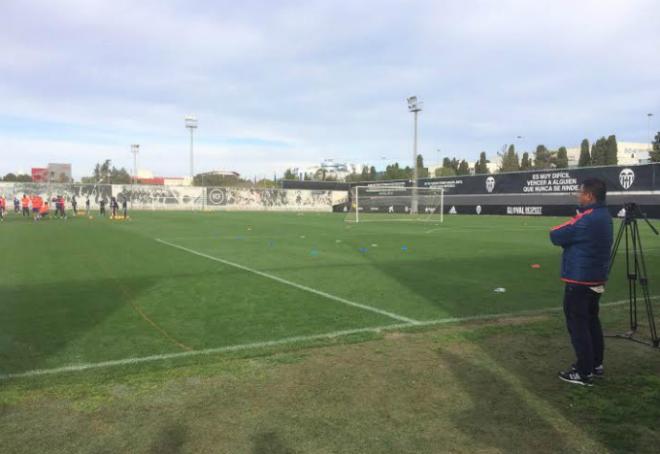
[345,185,445,223]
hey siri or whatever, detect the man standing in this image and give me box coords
[550,178,613,386]
[21,194,30,216]
[0,195,6,222]
[58,195,67,219]
[31,194,42,221]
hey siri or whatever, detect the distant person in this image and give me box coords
[57,195,67,219]
[99,199,106,217]
[13,197,20,213]
[31,195,42,221]
[39,201,49,220]
[110,197,118,218]
[54,196,62,218]
[550,178,613,387]
[0,195,6,222]
[86,197,91,215]
[72,195,78,216]
[122,197,128,219]
[21,194,30,217]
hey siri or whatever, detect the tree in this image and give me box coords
[85,160,131,184]
[591,137,608,166]
[606,135,618,165]
[2,173,17,181]
[99,160,112,183]
[110,167,131,184]
[369,166,377,180]
[384,162,412,180]
[255,178,277,188]
[651,132,660,162]
[578,139,591,167]
[555,146,569,168]
[457,160,470,176]
[474,152,490,174]
[500,144,520,172]
[520,152,532,170]
[359,166,370,181]
[534,145,552,169]
[283,168,298,180]
[193,173,246,187]
[416,154,429,178]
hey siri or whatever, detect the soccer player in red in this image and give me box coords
[0,195,6,222]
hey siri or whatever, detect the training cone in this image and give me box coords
[531,264,541,269]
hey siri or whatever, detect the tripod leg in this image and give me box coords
[624,221,638,333]
[632,221,659,346]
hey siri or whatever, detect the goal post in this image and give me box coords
[346,185,445,223]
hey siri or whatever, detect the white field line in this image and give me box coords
[1,297,655,381]
[155,238,419,325]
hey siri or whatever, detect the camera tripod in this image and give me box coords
[608,203,659,347]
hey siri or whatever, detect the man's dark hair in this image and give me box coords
[582,178,607,203]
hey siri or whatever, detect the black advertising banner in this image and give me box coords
[294,164,660,217]
[417,164,656,195]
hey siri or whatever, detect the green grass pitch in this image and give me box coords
[1,210,658,378]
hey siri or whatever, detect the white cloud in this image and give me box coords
[1,0,659,179]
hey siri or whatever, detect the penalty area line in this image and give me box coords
[155,238,419,325]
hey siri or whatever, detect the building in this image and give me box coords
[31,168,48,182]
[198,170,240,178]
[134,170,193,186]
[31,163,72,183]
[296,160,363,181]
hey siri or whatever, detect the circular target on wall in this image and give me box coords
[208,188,226,205]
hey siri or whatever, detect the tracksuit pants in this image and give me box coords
[563,283,604,377]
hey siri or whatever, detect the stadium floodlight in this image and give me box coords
[407,96,423,214]
[131,144,139,185]
[185,116,198,179]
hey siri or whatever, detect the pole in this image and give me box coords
[440,188,444,224]
[412,109,418,214]
[189,127,194,179]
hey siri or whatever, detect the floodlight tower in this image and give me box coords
[185,116,198,179]
[407,96,422,214]
[131,144,139,184]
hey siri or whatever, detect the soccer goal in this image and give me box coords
[345,185,445,223]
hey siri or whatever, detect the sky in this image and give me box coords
[1,0,659,179]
